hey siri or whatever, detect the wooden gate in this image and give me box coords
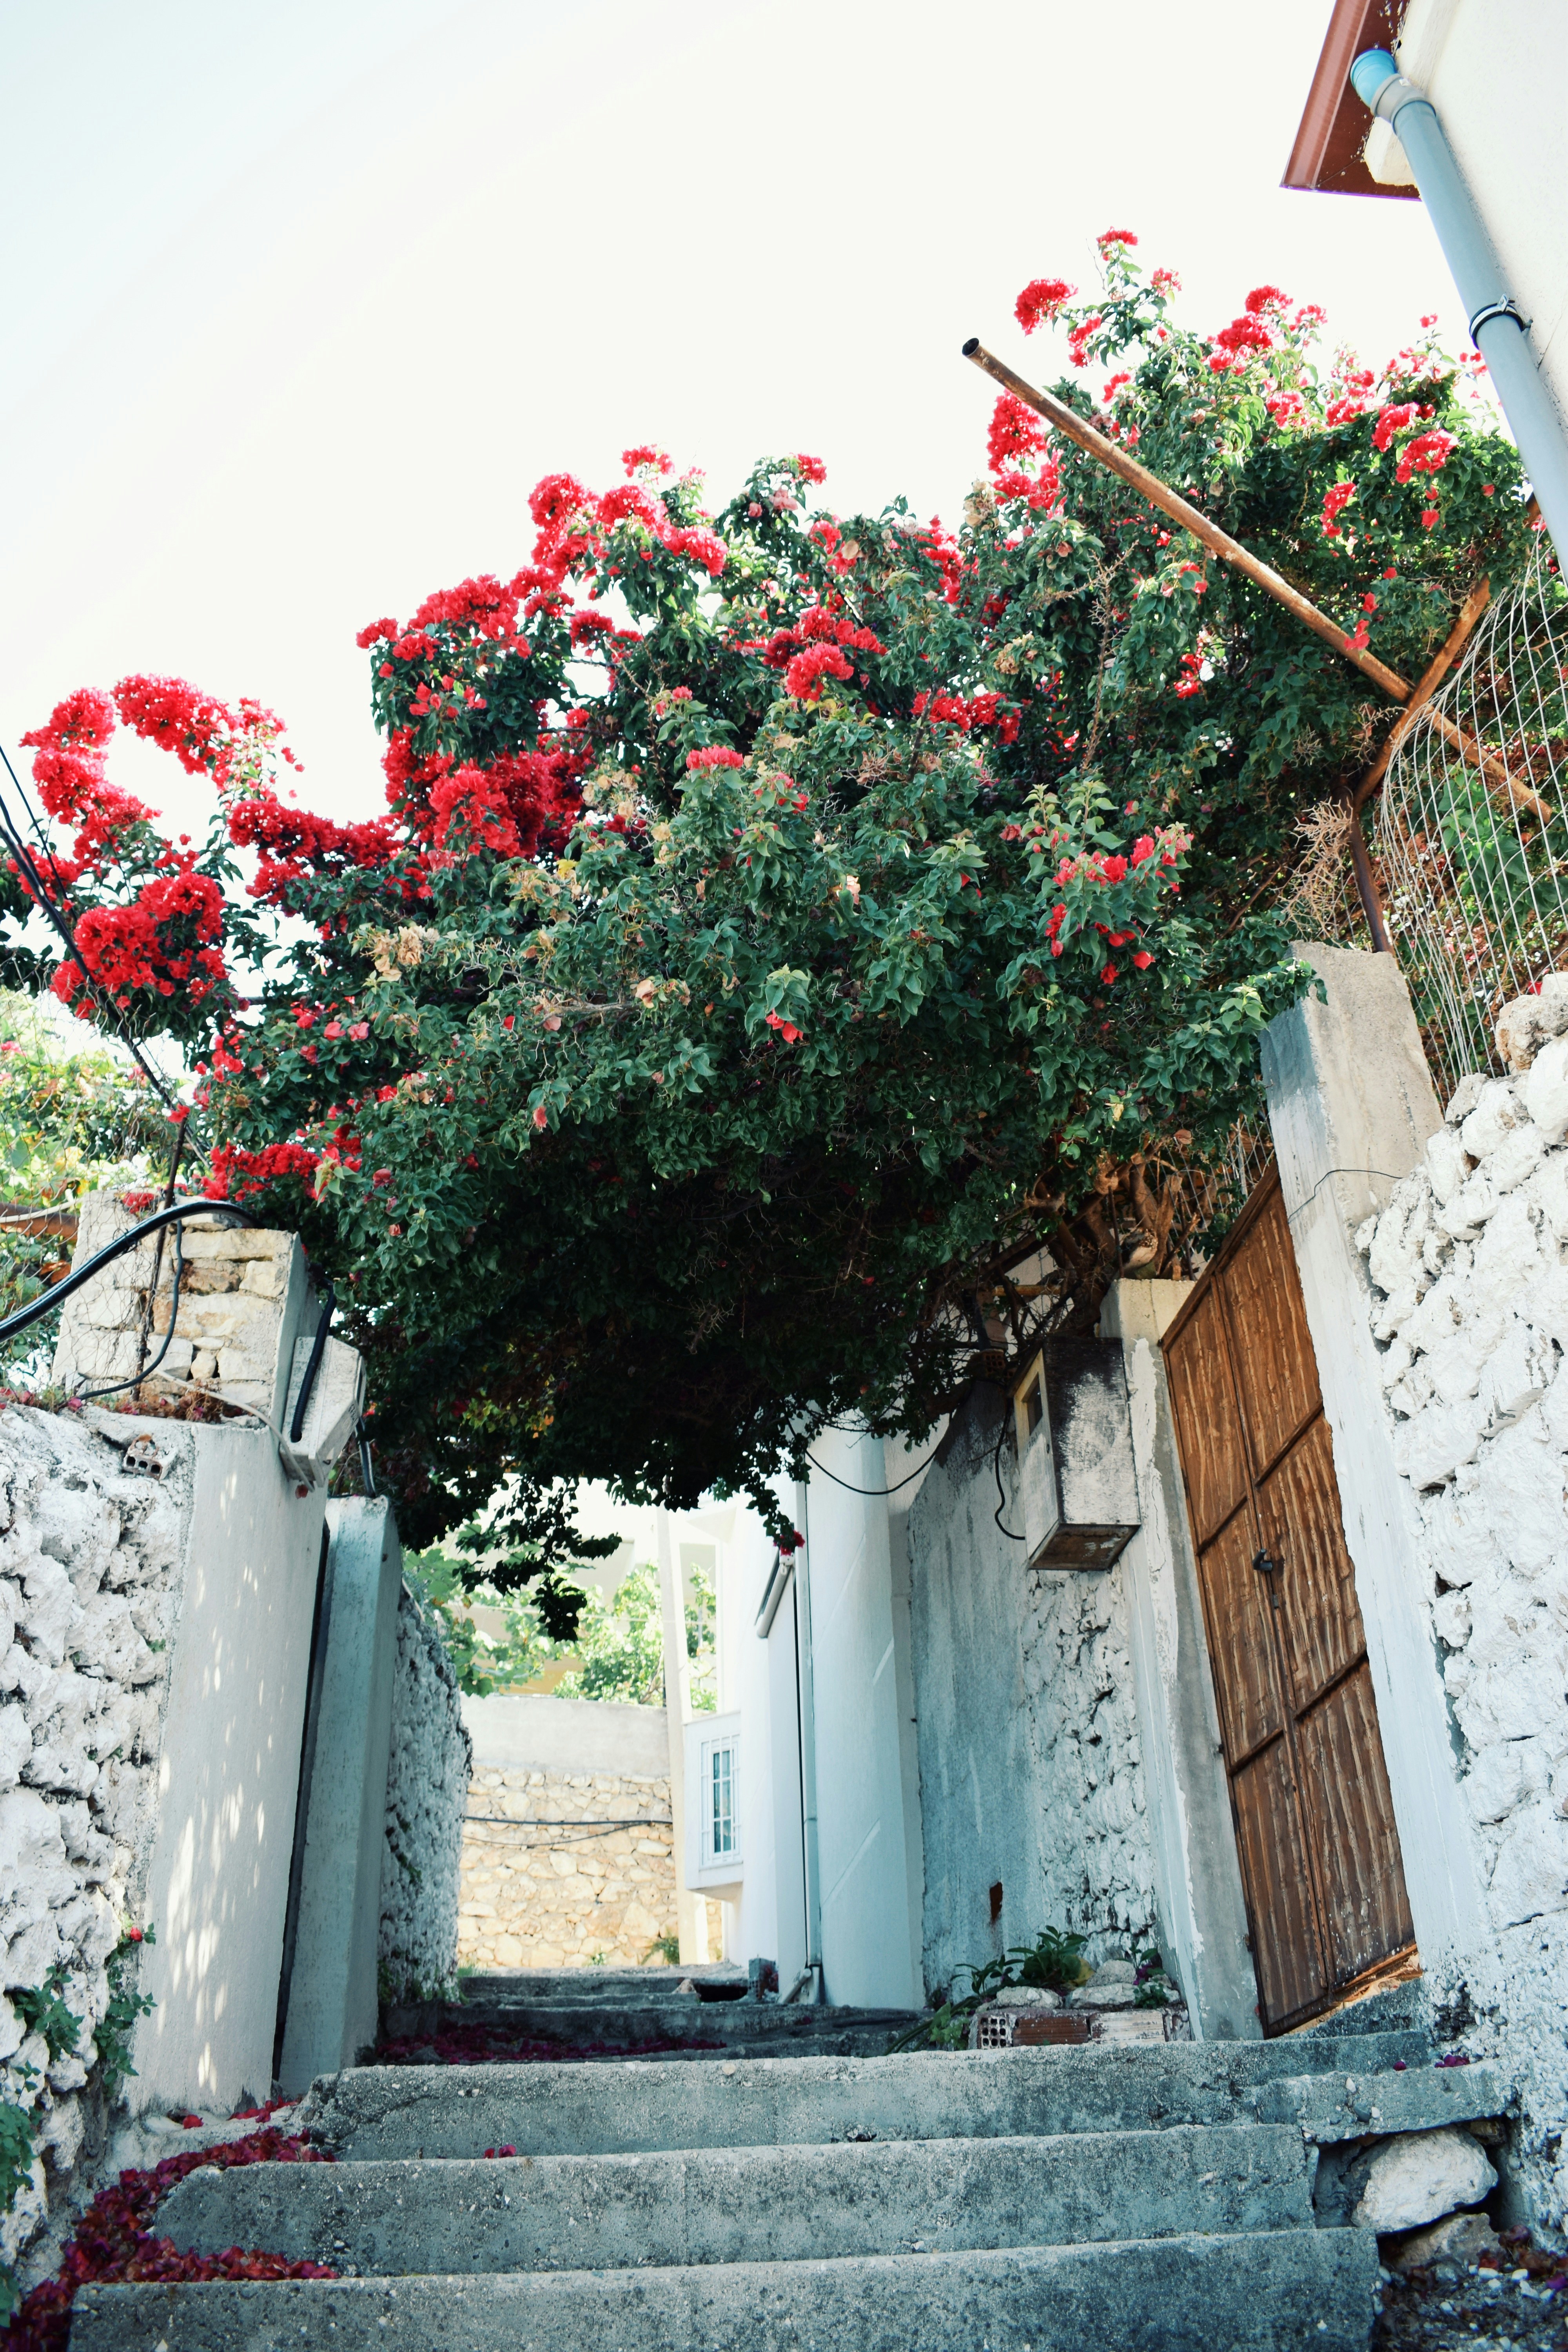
[1162,1170,1416,2033]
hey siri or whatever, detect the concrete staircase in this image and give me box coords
[68,1994,1512,2352]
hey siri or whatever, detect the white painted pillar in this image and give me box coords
[1261,941,1497,2003]
[656,1511,708,1964]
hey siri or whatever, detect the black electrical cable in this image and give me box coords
[993,1409,1024,1541]
[80,1218,187,1403]
[357,1422,377,1497]
[289,1281,336,1443]
[800,1445,942,1499]
[0,1199,260,1345]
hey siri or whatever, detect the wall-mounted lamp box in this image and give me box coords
[1011,1339,1140,1570]
[683,1710,743,1902]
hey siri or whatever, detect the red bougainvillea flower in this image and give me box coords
[1396,428,1456,483]
[1372,401,1419,453]
[1321,480,1356,537]
[1066,316,1103,368]
[621,445,671,474]
[1212,314,1272,358]
[987,392,1048,474]
[686,746,745,770]
[765,1010,803,1044]
[1244,285,1290,316]
[793,454,828,485]
[1014,277,1074,334]
[1173,653,1204,699]
[784,643,853,702]
[1097,227,1138,247]
[664,524,727,577]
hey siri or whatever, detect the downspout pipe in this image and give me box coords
[1350,49,1568,570]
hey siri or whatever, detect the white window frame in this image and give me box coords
[683,1708,742,1891]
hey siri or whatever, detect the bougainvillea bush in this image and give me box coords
[4,232,1537,1571]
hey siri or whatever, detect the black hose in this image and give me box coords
[289,1281,336,1443]
[81,1219,187,1403]
[0,1199,260,1345]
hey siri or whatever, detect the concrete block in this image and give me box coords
[278,1503,403,2092]
[71,2230,1382,2352]
[129,1423,328,2114]
[296,2035,1500,2163]
[157,2124,1316,2271]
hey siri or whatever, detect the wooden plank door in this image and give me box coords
[1163,1169,1416,2033]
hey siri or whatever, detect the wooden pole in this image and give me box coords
[962,339,1413,703]
[963,342,1555,835]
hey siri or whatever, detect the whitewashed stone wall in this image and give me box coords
[379,1589,471,2004]
[908,1390,1158,2002]
[458,1768,683,1969]
[1357,1028,1568,2232]
[0,1403,189,2264]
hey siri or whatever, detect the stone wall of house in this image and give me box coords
[1356,1013,1568,2233]
[0,1403,191,2272]
[458,1767,682,1969]
[380,1588,471,2004]
[907,1387,1159,2002]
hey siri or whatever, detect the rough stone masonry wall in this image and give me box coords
[908,1387,1158,2002]
[0,1403,192,2267]
[379,1588,471,2004]
[458,1769,683,1969]
[52,1191,307,1416]
[1357,1021,1568,2234]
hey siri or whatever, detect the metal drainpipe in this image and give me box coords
[1350,49,1568,570]
[791,1476,824,2003]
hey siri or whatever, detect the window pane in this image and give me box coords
[710,1744,734,1856]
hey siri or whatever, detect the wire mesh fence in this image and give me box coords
[1279,539,1568,1111]
[1370,539,1568,1104]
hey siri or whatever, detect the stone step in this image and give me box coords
[456,1964,750,2007]
[156,2123,1314,2273]
[69,2228,1382,2352]
[300,2036,1509,2162]
[437,1996,919,2056]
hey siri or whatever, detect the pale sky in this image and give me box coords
[1,0,1460,843]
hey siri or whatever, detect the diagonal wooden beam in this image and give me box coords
[963,338,1413,702]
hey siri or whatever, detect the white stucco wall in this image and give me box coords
[131,1425,326,2112]
[1370,0,1568,429]
[798,1427,924,2012]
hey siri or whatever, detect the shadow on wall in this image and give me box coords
[906,1385,1160,2001]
